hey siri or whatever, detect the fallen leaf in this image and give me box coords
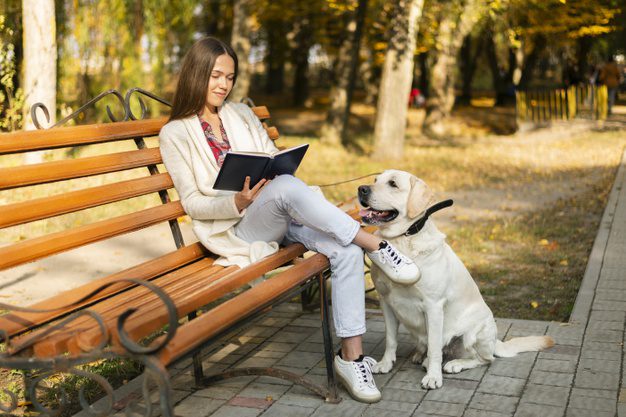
[530,301,539,308]
[539,239,549,246]
[560,259,568,266]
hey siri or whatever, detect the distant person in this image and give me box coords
[408,87,425,108]
[598,56,623,115]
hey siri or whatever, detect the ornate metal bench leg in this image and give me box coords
[319,272,341,403]
[187,311,205,386]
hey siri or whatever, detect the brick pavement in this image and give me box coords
[102,151,626,417]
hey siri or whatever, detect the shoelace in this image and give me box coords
[383,245,409,270]
[354,357,378,389]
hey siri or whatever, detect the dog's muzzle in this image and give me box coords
[357,185,399,224]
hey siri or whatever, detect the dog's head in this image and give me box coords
[358,170,433,238]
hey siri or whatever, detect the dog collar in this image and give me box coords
[404,199,454,236]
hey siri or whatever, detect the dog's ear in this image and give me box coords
[407,176,433,219]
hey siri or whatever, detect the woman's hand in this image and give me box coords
[234,177,270,212]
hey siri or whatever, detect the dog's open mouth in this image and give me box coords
[359,207,399,224]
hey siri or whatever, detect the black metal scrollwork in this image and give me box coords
[0,278,178,416]
[124,87,172,120]
[31,89,127,129]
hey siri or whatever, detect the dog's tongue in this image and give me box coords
[359,209,370,218]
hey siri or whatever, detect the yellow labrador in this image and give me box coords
[358,170,554,389]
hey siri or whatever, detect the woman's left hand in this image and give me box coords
[235,177,270,212]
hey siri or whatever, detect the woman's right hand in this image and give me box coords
[234,177,269,212]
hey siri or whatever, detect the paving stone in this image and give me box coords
[464,409,512,417]
[592,300,626,311]
[363,407,414,417]
[193,385,240,400]
[520,384,569,407]
[578,358,621,373]
[237,382,291,400]
[514,403,564,417]
[369,400,419,413]
[581,340,622,352]
[477,375,526,397]
[580,348,622,361]
[487,359,534,379]
[569,393,616,413]
[262,403,315,417]
[209,404,262,417]
[570,387,617,400]
[444,366,486,381]
[295,342,325,353]
[539,345,580,358]
[276,390,324,408]
[240,326,279,338]
[619,403,626,417]
[309,398,368,417]
[588,310,625,322]
[259,341,297,353]
[566,408,614,417]
[382,387,427,403]
[534,358,576,373]
[414,400,464,416]
[235,356,278,369]
[468,393,519,414]
[424,387,473,405]
[270,331,311,343]
[277,351,323,369]
[585,329,623,343]
[528,369,573,387]
[174,395,226,417]
[575,370,620,390]
[586,319,625,331]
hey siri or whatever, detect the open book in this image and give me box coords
[212,144,309,191]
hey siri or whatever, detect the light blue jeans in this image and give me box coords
[234,175,366,338]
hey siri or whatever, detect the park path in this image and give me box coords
[75,148,626,417]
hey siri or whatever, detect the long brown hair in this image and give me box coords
[169,37,238,121]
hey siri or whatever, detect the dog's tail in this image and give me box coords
[494,336,555,358]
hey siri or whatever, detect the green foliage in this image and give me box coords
[0,14,23,131]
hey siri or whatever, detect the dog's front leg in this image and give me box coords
[421,301,445,389]
[372,298,399,374]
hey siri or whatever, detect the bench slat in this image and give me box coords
[28,259,225,356]
[0,107,272,155]
[0,242,207,338]
[0,118,166,156]
[0,148,163,191]
[0,201,185,271]
[0,173,174,228]
[67,244,308,355]
[156,252,329,366]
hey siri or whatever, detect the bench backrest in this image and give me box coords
[0,106,278,332]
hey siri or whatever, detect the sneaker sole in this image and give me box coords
[334,366,382,403]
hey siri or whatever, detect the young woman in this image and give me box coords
[159,37,420,403]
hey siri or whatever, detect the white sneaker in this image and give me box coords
[367,240,420,285]
[333,354,381,403]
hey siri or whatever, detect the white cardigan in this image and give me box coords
[159,101,281,267]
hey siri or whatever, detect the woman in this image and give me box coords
[159,37,420,403]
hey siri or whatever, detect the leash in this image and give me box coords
[314,172,382,188]
[404,199,454,236]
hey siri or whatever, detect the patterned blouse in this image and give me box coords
[198,115,231,167]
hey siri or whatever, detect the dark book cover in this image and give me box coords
[212,144,309,191]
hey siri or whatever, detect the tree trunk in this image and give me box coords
[291,13,314,107]
[517,35,546,90]
[321,0,368,145]
[360,43,378,105]
[22,0,56,164]
[230,0,253,102]
[423,0,482,137]
[418,51,429,100]
[265,21,287,95]
[485,30,515,106]
[457,33,482,105]
[373,0,424,160]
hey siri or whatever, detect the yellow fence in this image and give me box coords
[516,85,608,124]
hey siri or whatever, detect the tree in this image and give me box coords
[422,0,486,137]
[320,0,368,146]
[372,0,424,160]
[22,0,56,164]
[230,0,254,101]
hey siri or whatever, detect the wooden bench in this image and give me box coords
[0,98,353,416]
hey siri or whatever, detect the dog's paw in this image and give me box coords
[372,359,394,374]
[421,372,443,390]
[443,360,464,374]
